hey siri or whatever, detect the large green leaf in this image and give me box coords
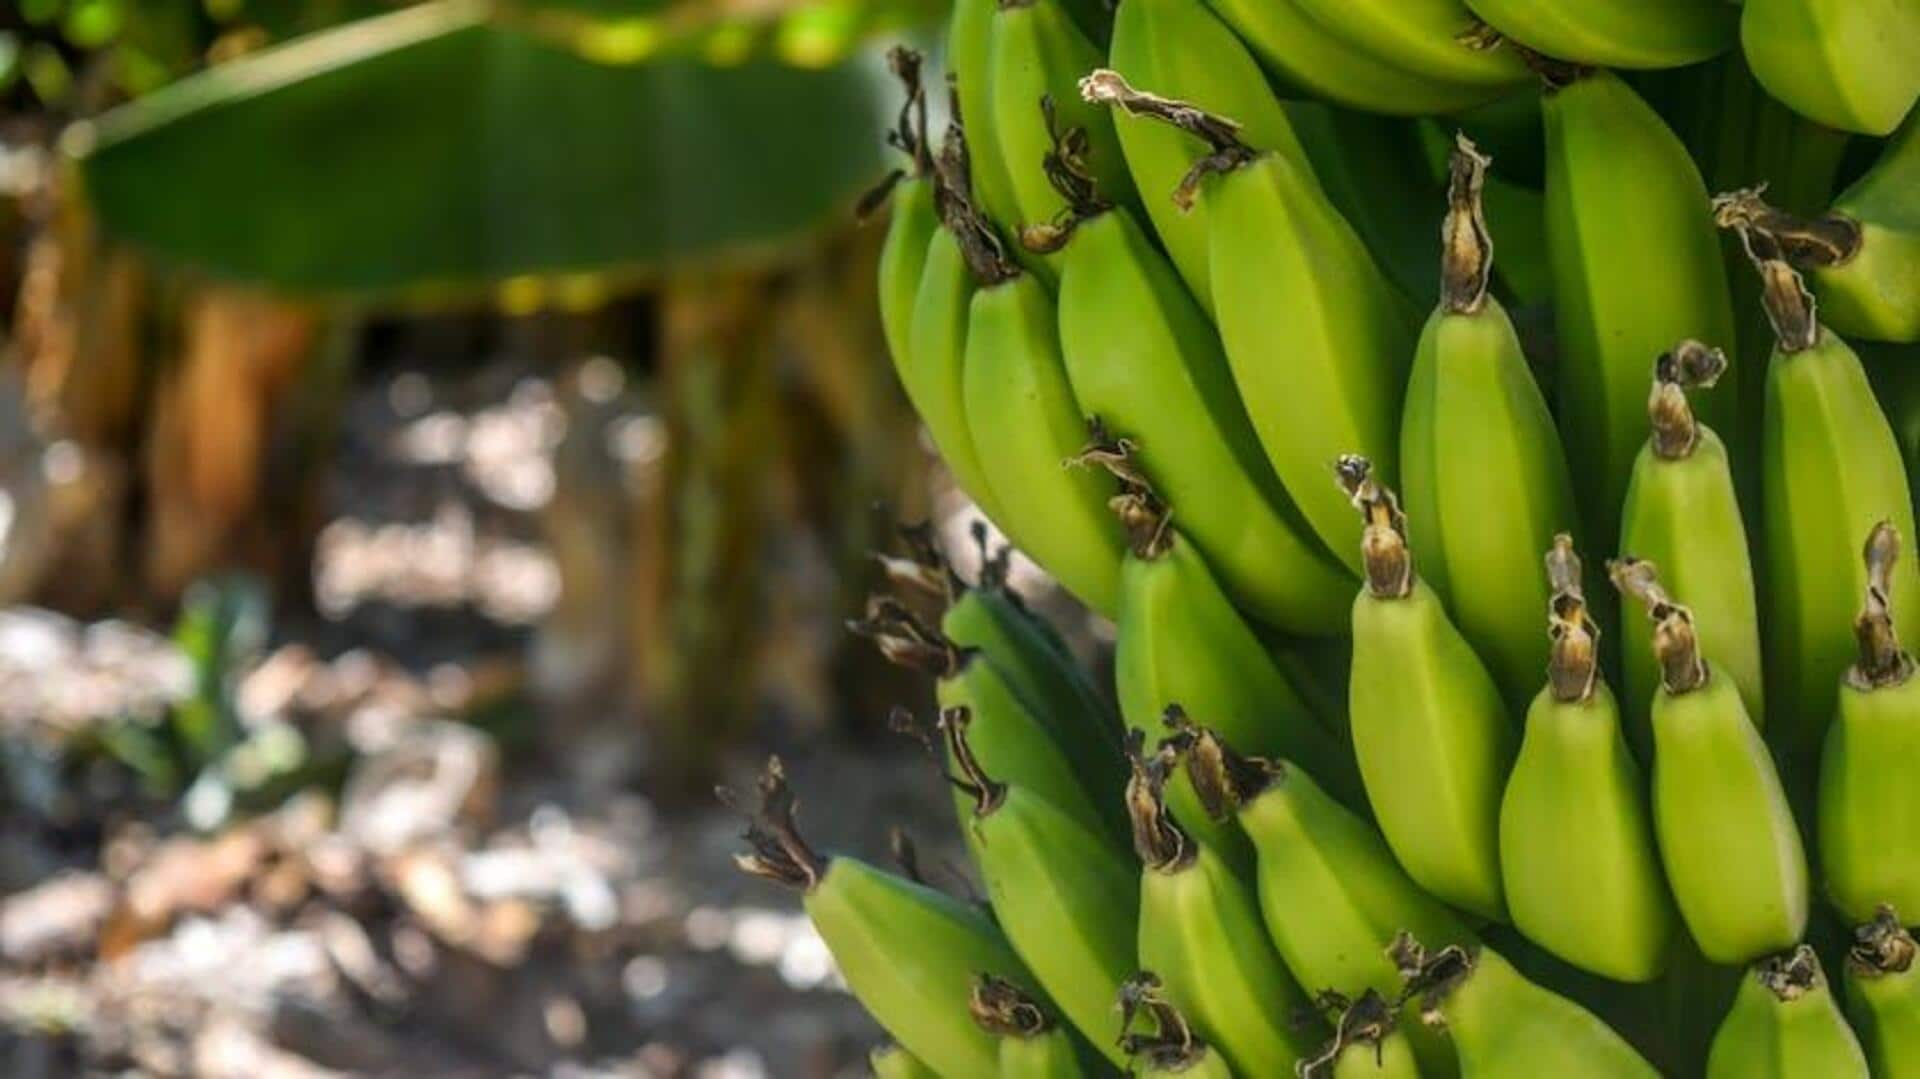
[66,0,901,296]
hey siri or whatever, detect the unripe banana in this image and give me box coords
[1463,0,1736,69]
[1611,558,1809,964]
[1086,72,1416,579]
[1843,908,1920,1079]
[1046,169,1354,634]
[1299,991,1423,1079]
[1292,106,1447,311]
[1393,935,1660,1077]
[730,759,1039,1078]
[1498,536,1677,983]
[874,51,940,374]
[970,974,1089,1078]
[1705,945,1870,1078]
[1341,456,1515,922]
[1287,0,1531,90]
[1117,972,1236,1079]
[1819,522,1920,924]
[869,1042,940,1079]
[945,712,1139,1067]
[1128,736,1325,1073]
[1402,135,1582,711]
[1740,0,1920,136]
[1545,69,1740,549]
[946,0,1023,239]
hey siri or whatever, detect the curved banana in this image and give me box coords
[1819,522,1920,924]
[1086,73,1415,580]
[1293,106,1447,311]
[1393,935,1660,1077]
[1464,0,1736,69]
[1611,559,1809,965]
[1128,737,1325,1073]
[1545,69,1740,549]
[1618,340,1765,757]
[946,712,1139,1067]
[1402,135,1582,711]
[1117,972,1237,1079]
[903,213,1006,521]
[946,0,1023,239]
[1341,456,1516,922]
[1706,946,1870,1078]
[1843,908,1920,1079]
[1046,167,1355,633]
[1741,0,1920,136]
[1107,0,1311,313]
[1717,228,1920,765]
[1498,535,1677,982]
[1288,0,1531,89]
[875,50,940,373]
[1299,991,1423,1079]
[731,759,1039,1078]
[868,1042,940,1079]
[970,975,1089,1078]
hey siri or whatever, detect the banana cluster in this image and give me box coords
[749,6,1920,1076]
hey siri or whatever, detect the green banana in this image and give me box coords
[961,263,1126,616]
[1106,0,1312,314]
[869,1042,941,1079]
[1201,0,1508,115]
[1498,535,1677,982]
[970,974,1089,1078]
[1463,0,1736,69]
[1045,166,1354,634]
[1185,723,1468,1077]
[1610,558,1810,965]
[731,759,1038,1078]
[1740,0,1920,136]
[1843,907,1920,1079]
[1341,455,1516,922]
[1300,991,1423,1079]
[1085,72,1416,580]
[1291,105,1447,311]
[945,711,1139,1066]
[1618,339,1765,757]
[1116,972,1236,1079]
[874,50,940,375]
[1716,225,1920,765]
[1819,522,1920,924]
[1287,0,1531,90]
[1127,735,1325,1073]
[1545,69,1740,549]
[946,0,1024,242]
[1401,135,1582,711]
[1706,946,1870,1078]
[1394,935,1659,1077]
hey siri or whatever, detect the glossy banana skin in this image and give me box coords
[1402,293,1580,711]
[1820,676,1920,923]
[1207,152,1417,579]
[1844,916,1920,1079]
[1351,577,1515,921]
[1706,948,1870,1078]
[1545,71,1739,547]
[1413,944,1660,1078]
[1818,111,1920,342]
[1741,0,1920,136]
[879,176,938,372]
[1650,671,1809,964]
[1107,0,1311,314]
[1464,0,1736,69]
[903,231,1006,520]
[1056,210,1354,633]
[947,0,1024,240]
[1287,0,1531,89]
[962,275,1126,616]
[868,1042,941,1079]
[1763,329,1920,764]
[1499,680,1677,982]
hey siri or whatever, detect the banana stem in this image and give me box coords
[1710,185,1861,270]
[1298,990,1399,1079]
[1648,340,1729,460]
[1545,534,1600,703]
[1118,972,1210,1070]
[1848,906,1917,979]
[942,705,1010,815]
[855,49,934,221]
[1174,713,1278,823]
[934,81,1021,286]
[1439,134,1494,315]
[1336,454,1415,599]
[1079,68,1256,210]
[849,594,968,677]
[1021,97,1114,254]
[1389,932,1475,1027]
[1850,521,1915,690]
[1713,190,1825,353]
[726,757,828,891]
[1754,946,1824,1002]
[1070,421,1174,560]
[970,974,1056,1038]
[1608,557,1709,695]
[1125,727,1196,872]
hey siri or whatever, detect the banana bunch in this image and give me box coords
[743,8,1920,1072]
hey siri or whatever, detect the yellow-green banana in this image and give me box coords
[1394,935,1660,1077]
[869,1042,941,1079]
[1545,69,1739,549]
[1464,0,1736,69]
[1342,455,1516,922]
[1740,0,1920,136]
[1288,0,1531,90]
[1498,535,1677,982]
[1047,179,1354,634]
[731,759,1039,1078]
[1610,559,1809,965]
[875,50,940,374]
[1402,135,1582,711]
[1116,973,1237,1079]
[947,0,1023,240]
[1706,946,1870,1078]
[1819,522,1920,924]
[1844,907,1920,1079]
[1128,735,1325,1073]
[1618,340,1764,759]
[970,975,1089,1078]
[946,712,1139,1067]
[1299,991,1424,1079]
[1085,72,1416,580]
